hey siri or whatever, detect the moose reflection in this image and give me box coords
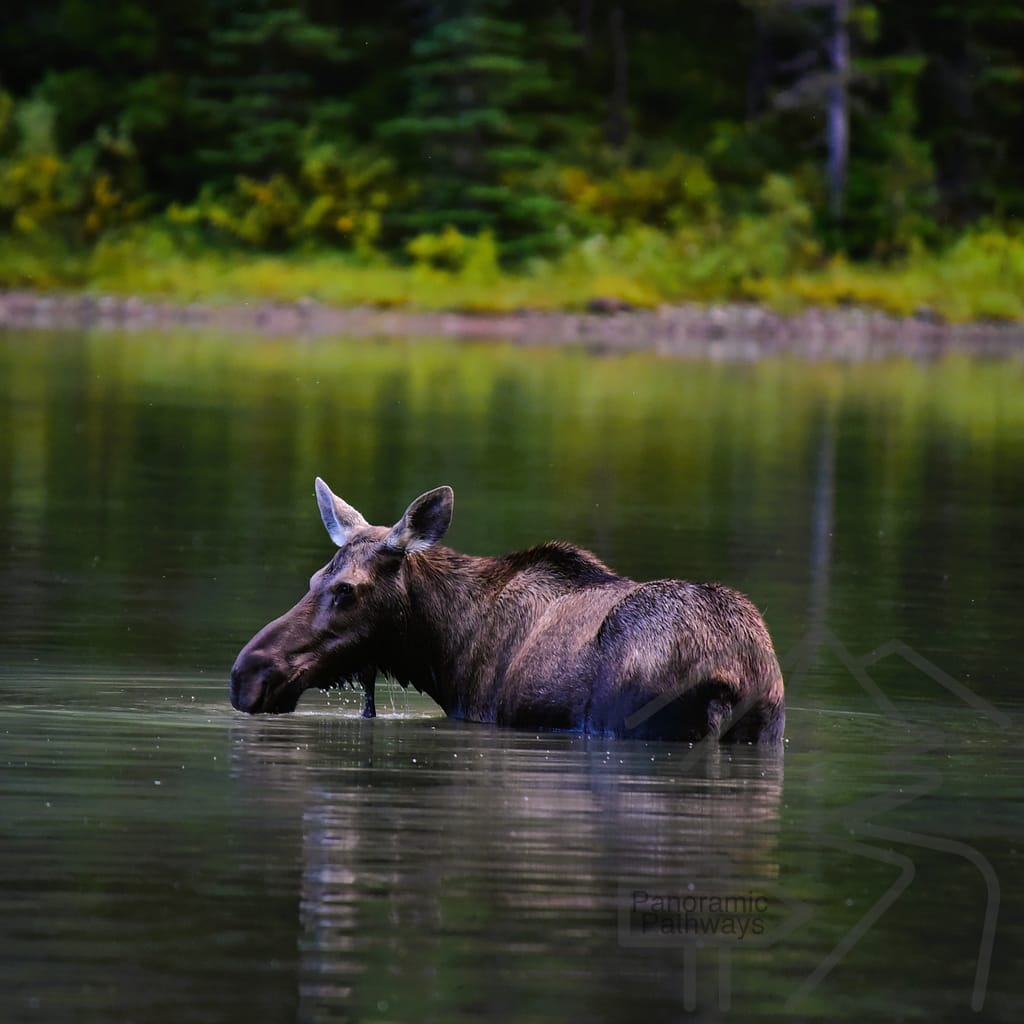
[230,479,785,742]
[226,718,786,1019]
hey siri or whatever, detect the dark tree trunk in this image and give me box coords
[747,7,775,118]
[827,0,850,218]
[944,15,977,222]
[578,0,594,62]
[606,3,629,147]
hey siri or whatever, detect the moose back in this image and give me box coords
[230,480,785,743]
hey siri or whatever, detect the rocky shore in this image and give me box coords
[1,289,1022,359]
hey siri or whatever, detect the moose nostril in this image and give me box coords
[230,651,277,713]
[229,675,254,714]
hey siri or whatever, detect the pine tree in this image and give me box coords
[188,0,350,181]
[380,0,569,258]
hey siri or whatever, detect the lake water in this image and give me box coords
[1,329,1022,1022]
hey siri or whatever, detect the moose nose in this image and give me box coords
[230,650,278,713]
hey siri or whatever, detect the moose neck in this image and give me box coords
[385,546,497,716]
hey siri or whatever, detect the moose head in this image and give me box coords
[230,479,453,714]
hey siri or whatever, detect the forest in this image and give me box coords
[2,0,1023,320]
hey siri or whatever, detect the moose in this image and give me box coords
[230,480,785,743]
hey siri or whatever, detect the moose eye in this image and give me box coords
[330,583,354,608]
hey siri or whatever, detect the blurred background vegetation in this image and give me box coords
[1,0,1023,320]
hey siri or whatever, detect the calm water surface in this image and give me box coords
[1,330,1022,1022]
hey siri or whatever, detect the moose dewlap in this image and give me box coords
[230,480,785,743]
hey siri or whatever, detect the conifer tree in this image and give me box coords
[380,0,568,258]
[189,0,350,181]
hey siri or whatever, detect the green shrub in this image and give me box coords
[0,92,143,244]
[407,226,501,285]
[558,151,720,235]
[169,141,399,253]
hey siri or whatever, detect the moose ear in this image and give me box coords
[385,486,454,554]
[315,477,368,547]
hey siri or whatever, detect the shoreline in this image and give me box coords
[2,289,1022,360]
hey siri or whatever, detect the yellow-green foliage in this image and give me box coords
[0,98,73,235]
[0,93,141,245]
[0,150,67,234]
[5,219,1023,325]
[299,143,393,251]
[559,152,720,231]
[170,142,398,252]
[407,226,501,286]
[547,172,821,305]
[750,228,1024,322]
